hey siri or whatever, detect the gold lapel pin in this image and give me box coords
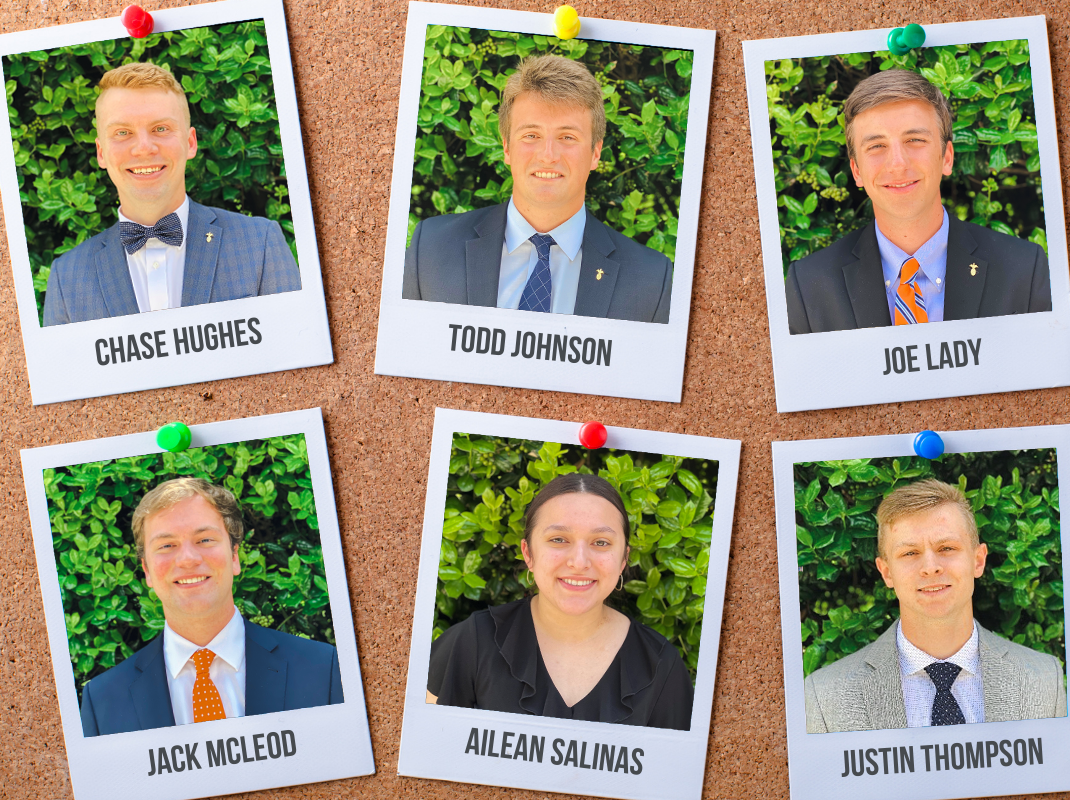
[206,232,214,243]
[969,262,978,276]
[595,268,604,281]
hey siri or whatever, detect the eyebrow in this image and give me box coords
[543,524,619,535]
[106,117,180,129]
[148,525,221,543]
[895,536,962,550]
[515,122,584,133]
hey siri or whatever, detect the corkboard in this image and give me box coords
[0,1,1068,799]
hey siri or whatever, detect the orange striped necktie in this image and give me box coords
[191,648,227,722]
[894,256,929,325]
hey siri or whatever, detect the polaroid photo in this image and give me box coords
[773,425,1070,800]
[20,408,374,800]
[397,408,739,799]
[374,2,716,403]
[0,0,332,405]
[744,16,1070,412]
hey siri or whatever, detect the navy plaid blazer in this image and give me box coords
[43,200,302,326]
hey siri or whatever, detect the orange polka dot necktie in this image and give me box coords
[894,256,929,325]
[191,648,227,723]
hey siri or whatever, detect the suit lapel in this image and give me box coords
[94,223,140,317]
[943,216,987,321]
[244,619,288,716]
[181,201,223,307]
[979,624,1018,723]
[129,635,176,729]
[862,624,908,729]
[573,211,619,318]
[843,222,892,328]
[465,203,508,307]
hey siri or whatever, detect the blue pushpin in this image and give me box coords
[157,422,192,453]
[913,430,944,460]
[888,23,926,56]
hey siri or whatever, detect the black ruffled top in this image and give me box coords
[428,597,694,731]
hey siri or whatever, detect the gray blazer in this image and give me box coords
[43,200,302,326]
[785,215,1051,334]
[402,201,672,323]
[804,621,1067,733]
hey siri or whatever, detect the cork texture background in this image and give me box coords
[1,0,1069,798]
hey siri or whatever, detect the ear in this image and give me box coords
[187,126,198,160]
[96,138,107,170]
[973,542,988,579]
[502,136,512,166]
[849,157,863,188]
[520,538,533,571]
[621,543,630,573]
[942,140,954,177]
[589,139,603,172]
[231,544,241,576]
[874,555,895,588]
[141,558,153,588]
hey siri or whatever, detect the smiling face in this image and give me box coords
[502,92,602,232]
[520,492,628,618]
[140,494,240,639]
[95,87,197,226]
[875,503,987,629]
[849,99,953,232]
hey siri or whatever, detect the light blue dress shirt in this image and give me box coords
[496,199,586,314]
[876,208,949,323]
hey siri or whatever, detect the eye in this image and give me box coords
[155,125,169,133]
[548,535,567,544]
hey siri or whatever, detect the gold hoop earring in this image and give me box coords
[523,569,533,586]
[617,574,624,591]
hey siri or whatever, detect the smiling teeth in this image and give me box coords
[920,586,946,592]
[887,181,915,188]
[131,167,163,174]
[562,578,594,586]
[534,171,561,178]
[176,576,207,584]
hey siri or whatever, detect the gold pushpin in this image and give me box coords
[969,263,978,276]
[206,232,214,243]
[596,268,604,281]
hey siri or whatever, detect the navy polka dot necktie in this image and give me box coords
[925,661,966,725]
[518,233,555,313]
[119,211,184,254]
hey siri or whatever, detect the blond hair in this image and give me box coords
[876,478,978,557]
[132,478,243,560]
[96,62,190,128]
[498,54,605,147]
[843,69,953,162]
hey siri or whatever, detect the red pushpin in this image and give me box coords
[121,5,155,38]
[578,421,607,450]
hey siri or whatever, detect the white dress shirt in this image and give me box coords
[496,199,585,314]
[163,608,246,725]
[119,195,190,313]
[897,620,984,726]
[876,208,950,323]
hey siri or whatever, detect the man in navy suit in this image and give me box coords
[80,478,343,737]
[43,62,300,327]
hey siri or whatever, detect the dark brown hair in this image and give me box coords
[523,473,630,544]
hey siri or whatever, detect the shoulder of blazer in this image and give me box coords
[805,622,898,692]
[586,214,670,269]
[83,632,165,694]
[245,620,337,665]
[978,622,1061,674]
[50,223,118,270]
[952,216,1043,262]
[789,224,870,279]
[191,202,274,237]
[414,203,506,243]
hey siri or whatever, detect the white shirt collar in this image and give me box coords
[118,195,190,239]
[503,198,586,261]
[163,607,245,679]
[896,619,980,677]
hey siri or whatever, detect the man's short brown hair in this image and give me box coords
[844,69,953,162]
[132,477,243,560]
[95,62,190,129]
[876,478,979,558]
[498,54,606,147]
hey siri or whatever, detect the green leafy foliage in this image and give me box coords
[437,433,718,680]
[796,450,1061,677]
[410,26,692,260]
[46,435,333,701]
[4,20,296,324]
[768,40,1045,274]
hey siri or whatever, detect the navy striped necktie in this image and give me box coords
[119,212,184,254]
[518,233,555,313]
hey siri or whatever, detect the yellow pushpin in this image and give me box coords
[554,5,580,40]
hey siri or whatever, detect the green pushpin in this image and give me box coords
[157,422,192,453]
[887,23,926,56]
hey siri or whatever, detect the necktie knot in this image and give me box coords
[191,648,216,677]
[900,256,921,285]
[893,256,928,325]
[529,232,556,258]
[924,660,961,691]
[119,211,184,254]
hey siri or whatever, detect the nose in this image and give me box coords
[130,129,159,157]
[886,140,909,170]
[919,548,942,576]
[539,135,559,162]
[174,540,203,568]
[566,542,591,571]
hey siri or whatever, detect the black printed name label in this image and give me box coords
[448,324,612,367]
[146,729,295,776]
[841,736,1043,778]
[94,317,263,366]
[463,727,643,774]
[882,339,981,375]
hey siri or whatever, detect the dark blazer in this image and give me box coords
[785,216,1051,334]
[79,618,344,737]
[44,200,302,326]
[402,201,673,323]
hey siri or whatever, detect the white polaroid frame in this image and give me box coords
[0,0,333,405]
[20,408,374,800]
[374,2,715,403]
[744,16,1070,412]
[772,425,1070,800]
[397,408,740,799]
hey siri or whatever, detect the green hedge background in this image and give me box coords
[767,39,1046,275]
[410,25,693,261]
[796,449,1062,678]
[4,19,296,325]
[435,433,719,681]
[46,435,332,703]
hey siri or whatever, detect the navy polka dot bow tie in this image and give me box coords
[119,212,184,254]
[925,661,966,726]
